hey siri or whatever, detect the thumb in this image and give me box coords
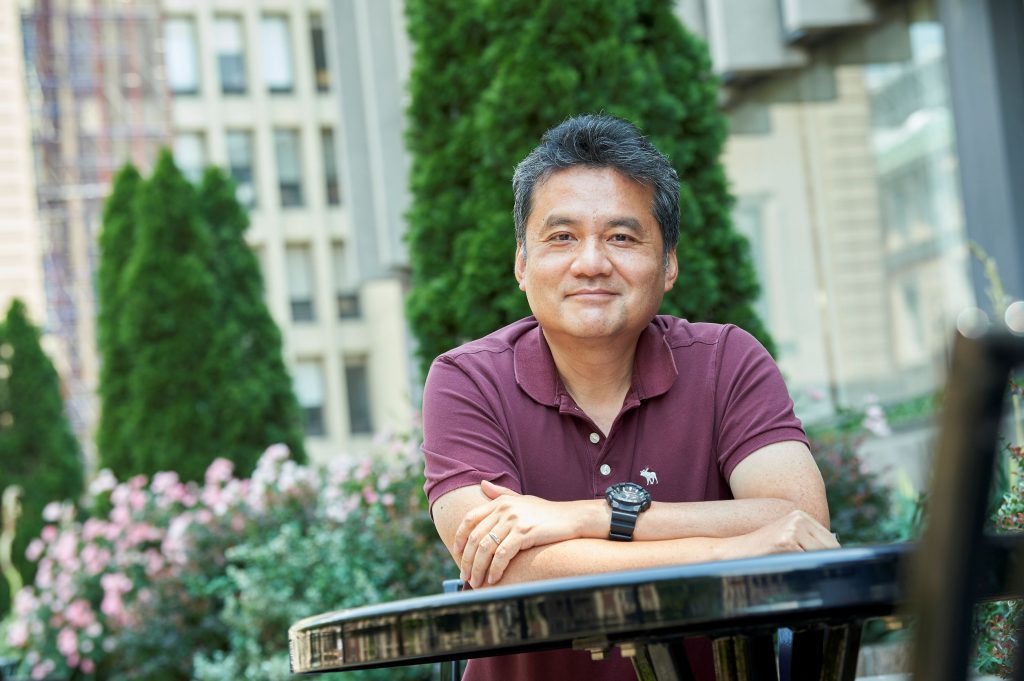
[481,479,519,498]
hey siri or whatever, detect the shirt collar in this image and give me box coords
[513,317,679,407]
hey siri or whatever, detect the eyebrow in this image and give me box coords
[541,214,644,230]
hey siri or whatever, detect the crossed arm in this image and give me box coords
[431,440,839,589]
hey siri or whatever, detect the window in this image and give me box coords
[274,129,303,207]
[226,130,256,208]
[331,242,359,318]
[173,132,205,184]
[214,16,246,94]
[345,360,373,435]
[261,15,294,94]
[321,128,341,206]
[293,361,326,437]
[286,245,316,322]
[164,17,199,95]
[310,14,330,92]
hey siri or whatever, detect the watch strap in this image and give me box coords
[609,507,639,541]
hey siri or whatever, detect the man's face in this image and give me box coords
[515,166,678,344]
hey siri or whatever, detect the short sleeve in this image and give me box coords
[421,356,523,513]
[714,326,808,480]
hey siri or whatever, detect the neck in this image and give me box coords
[543,330,639,412]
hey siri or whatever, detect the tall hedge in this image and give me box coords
[404,0,771,374]
[111,149,222,481]
[96,165,142,474]
[96,153,305,482]
[0,299,83,614]
[198,167,305,472]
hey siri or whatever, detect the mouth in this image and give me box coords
[567,290,617,299]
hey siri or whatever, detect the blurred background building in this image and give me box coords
[2,0,1020,478]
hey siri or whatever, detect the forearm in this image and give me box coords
[493,536,728,586]
[571,496,802,542]
[635,497,804,540]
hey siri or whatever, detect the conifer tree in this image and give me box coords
[198,167,305,472]
[0,300,83,614]
[405,0,772,374]
[96,164,142,473]
[115,150,221,481]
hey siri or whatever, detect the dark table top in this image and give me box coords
[289,538,1021,674]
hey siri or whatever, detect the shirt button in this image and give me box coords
[600,464,611,476]
[589,432,600,444]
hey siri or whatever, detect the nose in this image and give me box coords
[569,236,612,278]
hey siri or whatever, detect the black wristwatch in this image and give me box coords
[605,482,652,542]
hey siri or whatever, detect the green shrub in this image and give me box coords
[5,433,448,680]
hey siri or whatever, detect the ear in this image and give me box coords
[514,242,527,291]
[664,249,679,293]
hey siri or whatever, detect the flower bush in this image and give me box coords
[805,402,900,546]
[4,433,450,680]
[975,379,1024,677]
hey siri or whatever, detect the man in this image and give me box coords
[422,114,837,680]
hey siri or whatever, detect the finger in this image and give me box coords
[462,516,501,586]
[481,480,519,499]
[453,501,497,556]
[487,528,521,585]
[468,523,504,589]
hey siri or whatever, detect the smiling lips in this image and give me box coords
[567,289,617,299]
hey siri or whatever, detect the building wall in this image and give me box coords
[162,0,413,463]
[0,1,46,327]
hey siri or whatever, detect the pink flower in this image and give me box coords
[151,471,180,495]
[362,486,379,505]
[42,501,63,522]
[13,589,37,617]
[381,493,396,507]
[262,443,290,464]
[52,533,77,565]
[88,469,118,496]
[129,489,146,511]
[7,620,29,648]
[66,599,96,629]
[81,659,95,674]
[40,525,57,542]
[205,457,235,486]
[57,627,78,657]
[100,592,123,620]
[81,544,111,575]
[25,539,44,562]
[82,518,106,542]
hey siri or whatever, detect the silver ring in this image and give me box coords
[488,531,501,546]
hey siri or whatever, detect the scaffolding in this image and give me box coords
[20,0,172,467]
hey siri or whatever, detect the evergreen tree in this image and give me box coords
[405,0,772,375]
[115,150,221,481]
[0,300,83,614]
[96,164,142,474]
[198,167,305,472]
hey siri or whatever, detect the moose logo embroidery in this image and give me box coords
[640,467,659,486]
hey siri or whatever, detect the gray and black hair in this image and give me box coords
[512,113,680,258]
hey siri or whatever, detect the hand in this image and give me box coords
[721,510,840,559]
[453,481,596,588]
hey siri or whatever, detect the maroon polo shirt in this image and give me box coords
[422,315,807,681]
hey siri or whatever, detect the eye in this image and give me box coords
[610,233,636,243]
[550,232,575,242]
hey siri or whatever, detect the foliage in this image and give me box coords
[805,406,899,546]
[6,434,448,680]
[974,383,1024,677]
[0,300,83,616]
[404,0,771,374]
[198,167,306,473]
[96,165,143,474]
[96,152,304,482]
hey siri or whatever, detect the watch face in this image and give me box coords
[607,482,650,506]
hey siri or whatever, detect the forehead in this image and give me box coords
[528,166,655,229]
